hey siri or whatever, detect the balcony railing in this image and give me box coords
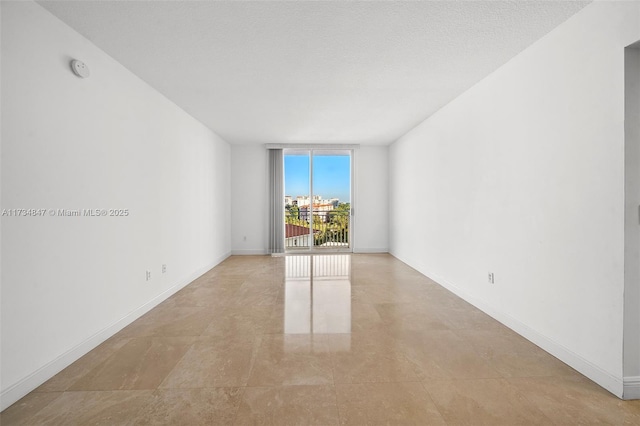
[285,210,350,249]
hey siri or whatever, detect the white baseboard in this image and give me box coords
[231,249,268,255]
[352,248,389,253]
[389,251,625,399]
[624,376,640,400]
[0,251,230,412]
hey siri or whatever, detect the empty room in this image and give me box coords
[1,0,640,424]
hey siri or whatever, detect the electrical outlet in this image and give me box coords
[162,264,166,274]
[146,270,151,281]
[488,272,494,284]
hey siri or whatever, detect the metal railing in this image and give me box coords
[285,210,350,249]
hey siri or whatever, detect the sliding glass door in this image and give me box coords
[284,151,312,249]
[284,149,352,251]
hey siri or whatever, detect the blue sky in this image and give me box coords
[284,154,350,202]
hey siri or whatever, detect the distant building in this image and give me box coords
[295,195,323,207]
[287,195,341,215]
[299,203,334,223]
[290,195,340,208]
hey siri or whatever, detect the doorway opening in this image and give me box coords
[284,149,352,252]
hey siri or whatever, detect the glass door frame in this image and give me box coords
[284,148,353,253]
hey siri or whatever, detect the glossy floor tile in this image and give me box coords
[423,378,552,425]
[160,336,259,388]
[21,390,156,425]
[2,253,639,425]
[247,334,335,387]
[235,385,340,425]
[69,337,194,391]
[140,388,243,425]
[336,382,446,425]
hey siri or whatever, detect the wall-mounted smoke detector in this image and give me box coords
[70,59,90,78]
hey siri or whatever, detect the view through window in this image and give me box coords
[284,150,351,250]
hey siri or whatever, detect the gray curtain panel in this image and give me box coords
[268,149,284,253]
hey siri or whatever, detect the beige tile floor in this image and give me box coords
[2,253,640,425]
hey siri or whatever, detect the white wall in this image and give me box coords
[389,1,640,398]
[0,1,231,409]
[353,146,389,252]
[624,44,640,397]
[230,145,268,254]
[230,145,389,254]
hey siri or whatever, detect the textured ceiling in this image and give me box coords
[37,0,590,145]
